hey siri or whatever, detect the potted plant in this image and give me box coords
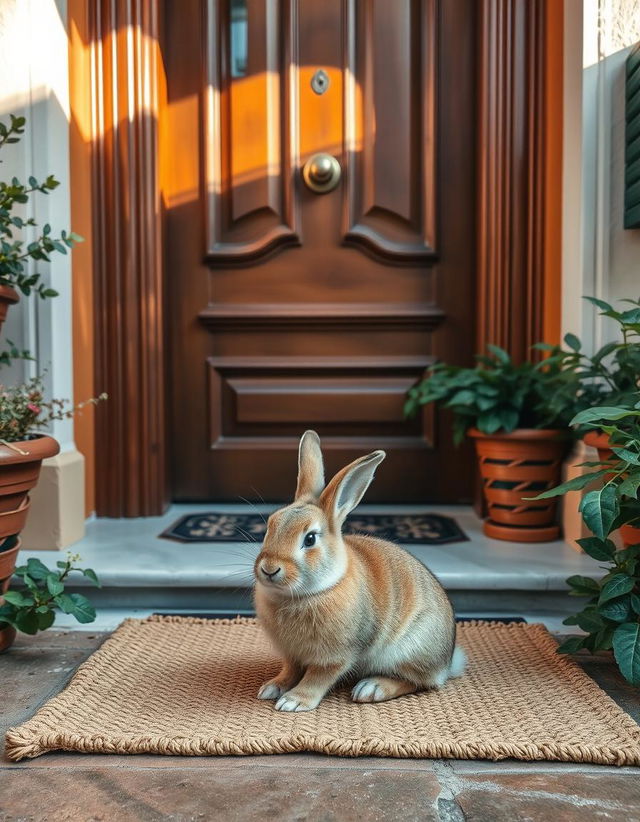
[0,375,106,650]
[0,549,100,652]
[543,296,640,459]
[532,403,640,685]
[0,114,81,331]
[0,112,104,650]
[405,344,579,542]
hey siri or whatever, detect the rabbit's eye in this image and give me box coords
[303,532,317,548]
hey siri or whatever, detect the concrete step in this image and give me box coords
[20,503,603,622]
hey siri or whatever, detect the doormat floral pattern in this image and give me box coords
[161,512,468,545]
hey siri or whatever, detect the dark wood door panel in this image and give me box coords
[165,0,477,503]
[207,354,433,443]
[344,0,437,262]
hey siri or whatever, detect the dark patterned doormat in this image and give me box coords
[161,512,468,545]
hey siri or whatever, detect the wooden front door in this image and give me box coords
[163,0,476,503]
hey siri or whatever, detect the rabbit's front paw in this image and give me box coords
[257,680,286,700]
[275,691,318,712]
[352,677,387,702]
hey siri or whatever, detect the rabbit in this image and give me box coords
[253,429,466,712]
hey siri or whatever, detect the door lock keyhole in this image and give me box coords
[311,69,330,95]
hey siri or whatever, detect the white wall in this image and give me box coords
[565,0,640,350]
[0,0,75,450]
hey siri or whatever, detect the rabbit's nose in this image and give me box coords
[261,563,281,579]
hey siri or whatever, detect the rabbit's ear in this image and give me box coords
[295,430,325,501]
[320,450,385,528]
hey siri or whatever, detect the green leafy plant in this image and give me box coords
[0,114,82,299]
[0,374,106,443]
[404,344,581,444]
[538,296,640,415]
[533,402,640,685]
[0,549,100,635]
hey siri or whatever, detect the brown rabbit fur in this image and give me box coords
[254,430,466,712]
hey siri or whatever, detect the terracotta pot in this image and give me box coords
[0,285,19,335]
[0,623,16,653]
[0,538,21,593]
[0,436,59,514]
[583,431,640,548]
[583,430,613,462]
[620,524,640,548]
[469,428,569,542]
[0,538,21,654]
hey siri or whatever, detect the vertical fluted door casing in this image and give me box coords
[477,0,547,362]
[90,0,168,516]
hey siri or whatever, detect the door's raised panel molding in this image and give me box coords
[342,0,437,264]
[207,355,435,449]
[204,0,300,264]
[198,302,445,331]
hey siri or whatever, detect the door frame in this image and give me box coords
[80,0,563,517]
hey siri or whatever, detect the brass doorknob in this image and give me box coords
[302,153,341,193]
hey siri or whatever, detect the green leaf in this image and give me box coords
[579,485,619,540]
[599,596,632,623]
[576,537,616,561]
[619,307,640,325]
[2,590,34,607]
[583,295,614,312]
[571,406,640,426]
[564,332,581,352]
[592,341,618,364]
[566,575,600,596]
[598,573,635,604]
[575,609,605,633]
[556,636,586,654]
[68,593,96,624]
[612,623,640,685]
[530,469,609,500]
[54,593,75,614]
[631,594,640,615]
[36,609,55,630]
[15,609,39,634]
[46,573,64,597]
[593,624,615,651]
[82,568,101,588]
[611,447,640,466]
[486,343,510,364]
[25,558,50,581]
[619,473,640,499]
[21,574,38,591]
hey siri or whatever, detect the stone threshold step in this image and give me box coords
[20,504,602,593]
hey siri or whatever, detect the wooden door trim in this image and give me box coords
[89,1,169,517]
[476,0,559,359]
[198,301,446,331]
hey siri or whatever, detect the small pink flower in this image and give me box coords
[27,403,40,414]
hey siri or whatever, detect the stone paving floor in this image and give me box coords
[2,630,640,822]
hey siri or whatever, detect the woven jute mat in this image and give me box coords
[6,616,640,765]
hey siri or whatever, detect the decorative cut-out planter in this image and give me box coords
[469,428,569,543]
[0,285,19,334]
